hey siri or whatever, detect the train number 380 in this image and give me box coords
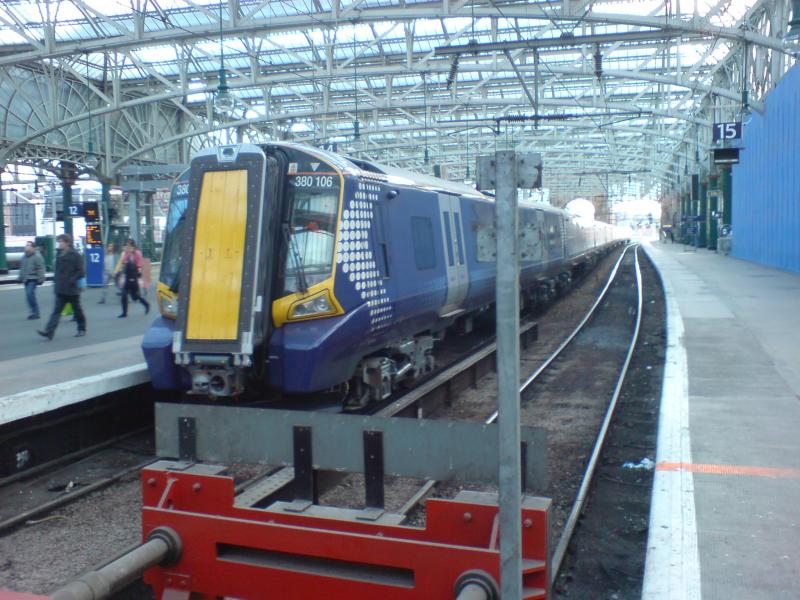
[293,175,335,188]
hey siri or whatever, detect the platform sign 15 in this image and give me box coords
[712,121,742,142]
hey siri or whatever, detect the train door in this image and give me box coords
[536,209,546,261]
[437,194,469,317]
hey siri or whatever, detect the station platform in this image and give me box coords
[0,282,154,426]
[642,242,800,599]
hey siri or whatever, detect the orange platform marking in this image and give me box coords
[657,462,800,480]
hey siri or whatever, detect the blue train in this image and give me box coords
[143,142,622,406]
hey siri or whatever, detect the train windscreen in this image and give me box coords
[282,173,340,294]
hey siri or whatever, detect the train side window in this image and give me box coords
[411,216,436,270]
[442,211,455,267]
[374,204,390,278]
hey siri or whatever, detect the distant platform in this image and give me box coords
[642,241,800,598]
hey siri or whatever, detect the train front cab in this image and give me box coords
[145,143,352,397]
[168,145,279,396]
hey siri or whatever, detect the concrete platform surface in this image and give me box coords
[642,242,800,600]
[0,283,156,423]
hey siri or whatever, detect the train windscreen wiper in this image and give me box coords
[283,223,309,294]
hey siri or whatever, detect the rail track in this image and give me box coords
[0,430,155,534]
[3,243,639,597]
[314,242,646,585]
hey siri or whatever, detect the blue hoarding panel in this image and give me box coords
[732,65,800,274]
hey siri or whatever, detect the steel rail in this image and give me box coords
[0,458,157,534]
[486,242,636,424]
[549,245,644,580]
[395,243,637,520]
[0,427,152,490]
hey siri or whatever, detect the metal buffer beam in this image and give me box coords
[156,405,548,489]
[147,404,552,598]
[138,462,550,600]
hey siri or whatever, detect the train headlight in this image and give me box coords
[289,291,335,320]
[159,293,179,319]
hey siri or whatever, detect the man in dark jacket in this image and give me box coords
[38,233,86,340]
[18,241,45,319]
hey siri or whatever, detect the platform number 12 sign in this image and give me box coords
[712,122,742,142]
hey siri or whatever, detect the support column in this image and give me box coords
[62,183,73,236]
[690,174,700,246]
[144,192,155,260]
[494,150,522,600]
[681,188,690,243]
[721,166,732,227]
[60,161,77,237]
[0,182,7,274]
[699,177,708,248]
[128,191,140,245]
[101,178,112,246]
[707,173,719,250]
[478,151,540,599]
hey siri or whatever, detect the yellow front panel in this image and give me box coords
[186,169,248,340]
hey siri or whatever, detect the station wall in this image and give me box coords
[731,64,800,274]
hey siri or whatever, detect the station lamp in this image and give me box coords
[214,69,235,115]
[213,2,235,116]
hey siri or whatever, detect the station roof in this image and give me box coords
[0,0,795,204]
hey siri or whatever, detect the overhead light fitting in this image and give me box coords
[215,69,234,115]
[213,2,235,116]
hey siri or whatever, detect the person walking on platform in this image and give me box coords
[18,241,45,320]
[114,238,150,318]
[37,233,86,340]
[98,242,118,304]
